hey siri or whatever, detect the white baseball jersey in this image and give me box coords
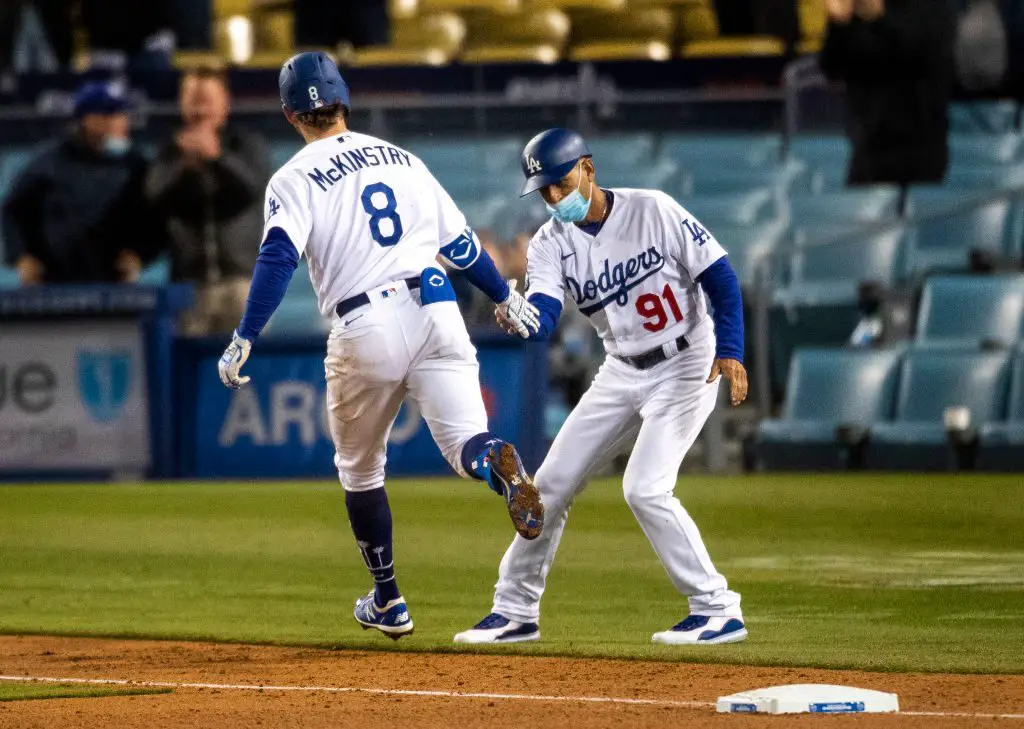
[262,130,470,316]
[525,188,727,357]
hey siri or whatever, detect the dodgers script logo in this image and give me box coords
[77,351,132,423]
[565,246,665,315]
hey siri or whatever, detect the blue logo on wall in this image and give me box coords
[77,351,132,423]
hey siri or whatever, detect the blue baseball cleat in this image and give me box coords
[652,615,747,645]
[353,591,414,640]
[475,441,544,540]
[453,613,540,644]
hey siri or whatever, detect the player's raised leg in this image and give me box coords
[325,315,415,639]
[620,338,745,645]
[454,358,640,643]
[405,300,543,540]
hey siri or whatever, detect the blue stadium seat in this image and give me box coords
[0,266,18,289]
[787,187,902,226]
[977,352,1024,470]
[949,133,1023,165]
[788,135,851,192]
[685,189,777,227]
[757,347,903,469]
[949,101,1020,134]
[269,140,302,171]
[713,220,789,287]
[456,194,510,233]
[682,161,809,196]
[774,225,905,307]
[406,137,523,179]
[903,197,1023,277]
[661,134,782,170]
[905,186,994,216]
[914,274,1024,349]
[864,349,1012,470]
[943,163,1024,192]
[584,134,657,175]
[605,159,679,192]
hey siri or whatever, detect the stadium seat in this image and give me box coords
[757,347,903,470]
[949,133,1023,165]
[685,189,777,227]
[796,0,827,54]
[903,197,1023,277]
[568,8,675,61]
[905,185,999,216]
[863,349,1012,470]
[661,134,783,170]
[526,0,625,10]
[914,274,1024,349]
[681,36,787,58]
[713,220,789,288]
[454,194,510,232]
[587,133,658,175]
[943,163,1024,192]
[788,135,851,192]
[604,159,679,191]
[354,12,466,66]
[461,9,569,63]
[977,352,1024,470]
[422,0,521,12]
[269,140,302,171]
[787,187,902,226]
[681,162,809,196]
[774,225,905,308]
[949,101,1021,134]
[675,2,719,44]
[406,137,523,180]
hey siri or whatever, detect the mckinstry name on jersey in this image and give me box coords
[304,143,414,192]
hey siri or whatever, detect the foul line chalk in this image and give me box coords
[0,675,1021,720]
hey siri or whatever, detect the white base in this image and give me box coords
[716,684,900,715]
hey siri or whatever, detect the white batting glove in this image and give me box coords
[497,279,540,339]
[218,330,252,389]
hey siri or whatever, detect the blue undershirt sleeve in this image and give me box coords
[526,293,562,342]
[237,226,300,342]
[697,256,744,363]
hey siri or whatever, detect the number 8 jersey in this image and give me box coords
[262,131,470,317]
[525,188,727,357]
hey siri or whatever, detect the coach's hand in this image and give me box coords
[708,358,748,406]
[218,331,252,389]
[497,279,540,339]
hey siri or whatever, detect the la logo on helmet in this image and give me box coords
[526,156,542,174]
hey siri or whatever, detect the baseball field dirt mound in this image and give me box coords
[0,636,1020,728]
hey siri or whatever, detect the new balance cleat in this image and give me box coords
[488,442,544,540]
[353,591,414,640]
[652,615,747,645]
[453,613,540,644]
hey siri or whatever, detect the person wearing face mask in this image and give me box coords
[146,65,271,336]
[455,128,749,647]
[1,80,150,284]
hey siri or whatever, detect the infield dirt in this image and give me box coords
[0,636,1020,728]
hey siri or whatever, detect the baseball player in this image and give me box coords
[455,128,748,646]
[216,52,545,640]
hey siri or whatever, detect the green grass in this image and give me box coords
[0,682,170,702]
[0,475,1021,674]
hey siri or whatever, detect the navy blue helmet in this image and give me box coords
[279,51,351,114]
[520,128,591,196]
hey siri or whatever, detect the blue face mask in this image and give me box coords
[102,136,131,157]
[546,172,592,223]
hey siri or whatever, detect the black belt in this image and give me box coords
[613,334,690,370]
[335,276,421,319]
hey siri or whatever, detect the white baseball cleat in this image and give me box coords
[652,615,747,645]
[454,613,540,644]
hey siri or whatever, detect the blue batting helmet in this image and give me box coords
[520,128,591,196]
[279,51,351,114]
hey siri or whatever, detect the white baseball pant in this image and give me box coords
[491,331,742,622]
[323,280,489,491]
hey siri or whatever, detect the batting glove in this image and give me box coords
[497,279,540,339]
[218,330,252,389]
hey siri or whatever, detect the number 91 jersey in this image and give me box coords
[262,131,469,317]
[525,188,727,357]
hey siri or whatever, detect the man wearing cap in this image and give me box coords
[1,80,150,284]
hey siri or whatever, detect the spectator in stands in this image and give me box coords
[146,65,270,336]
[821,0,956,186]
[1,81,150,285]
[293,0,388,50]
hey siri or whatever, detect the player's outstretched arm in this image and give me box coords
[439,227,540,338]
[698,256,748,406]
[218,226,300,389]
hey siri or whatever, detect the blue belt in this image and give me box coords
[334,276,422,319]
[613,334,690,370]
